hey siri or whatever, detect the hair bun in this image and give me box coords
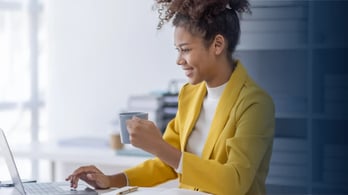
[154,0,250,29]
[228,0,250,13]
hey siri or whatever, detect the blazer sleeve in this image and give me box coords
[123,118,181,186]
[180,91,275,195]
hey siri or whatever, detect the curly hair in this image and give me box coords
[154,0,250,55]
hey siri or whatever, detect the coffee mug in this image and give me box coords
[119,112,148,144]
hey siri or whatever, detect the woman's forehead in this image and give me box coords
[174,26,203,45]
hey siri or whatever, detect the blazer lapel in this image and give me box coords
[201,62,248,159]
[181,83,207,151]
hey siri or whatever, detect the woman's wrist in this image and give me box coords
[108,173,128,188]
[153,139,182,169]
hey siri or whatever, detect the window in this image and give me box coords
[0,0,47,181]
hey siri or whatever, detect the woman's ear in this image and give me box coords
[213,34,226,55]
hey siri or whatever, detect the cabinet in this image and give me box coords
[237,0,348,193]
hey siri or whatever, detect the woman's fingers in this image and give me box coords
[65,165,102,188]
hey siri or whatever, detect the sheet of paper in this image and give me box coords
[98,186,211,195]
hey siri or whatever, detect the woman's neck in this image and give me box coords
[206,59,236,88]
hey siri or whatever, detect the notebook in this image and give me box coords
[0,128,98,195]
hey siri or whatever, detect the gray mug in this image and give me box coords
[119,112,148,144]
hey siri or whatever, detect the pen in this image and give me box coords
[117,186,138,195]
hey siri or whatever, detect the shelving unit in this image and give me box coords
[238,0,348,193]
[157,93,178,133]
[309,2,347,193]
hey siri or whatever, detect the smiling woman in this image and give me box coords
[66,0,275,195]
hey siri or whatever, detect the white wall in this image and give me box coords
[45,0,185,140]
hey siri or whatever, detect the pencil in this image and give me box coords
[117,186,138,195]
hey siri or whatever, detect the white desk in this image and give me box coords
[9,143,178,188]
[0,187,211,195]
[0,187,129,195]
[0,187,121,195]
[10,143,149,181]
[3,144,299,194]
[12,143,149,166]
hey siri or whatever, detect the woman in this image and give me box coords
[66,0,275,194]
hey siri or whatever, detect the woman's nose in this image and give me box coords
[176,55,185,65]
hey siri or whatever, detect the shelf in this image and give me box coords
[238,1,348,192]
[237,33,308,51]
[275,113,308,119]
[237,0,309,51]
[236,43,308,51]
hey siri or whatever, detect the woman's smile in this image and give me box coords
[183,67,194,77]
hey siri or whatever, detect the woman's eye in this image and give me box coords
[175,47,191,53]
[181,48,191,52]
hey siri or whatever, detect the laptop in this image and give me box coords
[0,128,98,195]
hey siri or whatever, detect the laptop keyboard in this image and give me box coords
[23,183,65,194]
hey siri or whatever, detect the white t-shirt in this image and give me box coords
[176,82,227,173]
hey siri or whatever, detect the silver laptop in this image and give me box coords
[0,128,98,195]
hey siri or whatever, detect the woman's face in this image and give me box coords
[174,26,218,86]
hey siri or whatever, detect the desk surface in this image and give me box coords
[11,143,149,167]
[0,187,114,195]
[0,186,211,195]
[3,142,178,187]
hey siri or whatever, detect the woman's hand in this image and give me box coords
[65,165,110,189]
[126,116,181,169]
[126,116,164,154]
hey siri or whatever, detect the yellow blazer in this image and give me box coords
[124,61,275,195]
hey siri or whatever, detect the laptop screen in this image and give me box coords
[0,128,28,194]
